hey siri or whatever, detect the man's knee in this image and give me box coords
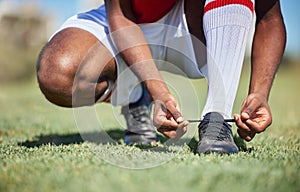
[36,42,110,107]
[37,28,117,107]
[37,43,75,107]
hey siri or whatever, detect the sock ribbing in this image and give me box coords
[201,0,254,119]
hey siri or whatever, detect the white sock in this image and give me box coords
[201,0,254,119]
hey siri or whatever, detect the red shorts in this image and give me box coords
[132,0,177,23]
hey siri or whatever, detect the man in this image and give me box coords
[37,0,286,154]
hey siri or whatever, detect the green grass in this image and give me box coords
[0,65,300,192]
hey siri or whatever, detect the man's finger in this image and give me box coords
[237,128,251,141]
[241,96,261,120]
[237,128,255,142]
[159,130,177,138]
[171,121,188,141]
[165,101,183,123]
[154,117,178,129]
[157,126,177,132]
[234,114,251,132]
[159,121,188,140]
[235,114,254,141]
[244,119,269,133]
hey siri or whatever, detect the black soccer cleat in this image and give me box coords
[196,112,238,154]
[121,86,157,145]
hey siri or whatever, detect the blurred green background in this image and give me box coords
[0,0,299,83]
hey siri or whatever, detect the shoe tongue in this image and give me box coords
[203,112,224,122]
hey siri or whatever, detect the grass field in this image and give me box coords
[0,64,300,192]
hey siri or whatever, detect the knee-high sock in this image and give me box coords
[201,0,254,119]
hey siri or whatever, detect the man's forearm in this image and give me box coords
[250,2,286,99]
[105,0,170,99]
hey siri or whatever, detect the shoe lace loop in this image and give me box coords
[199,120,232,141]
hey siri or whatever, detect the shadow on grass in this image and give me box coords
[19,129,124,148]
[19,129,184,149]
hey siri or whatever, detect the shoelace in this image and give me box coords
[187,119,235,123]
[199,121,232,141]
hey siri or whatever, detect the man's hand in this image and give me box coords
[235,1,285,142]
[234,93,272,141]
[153,92,189,141]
